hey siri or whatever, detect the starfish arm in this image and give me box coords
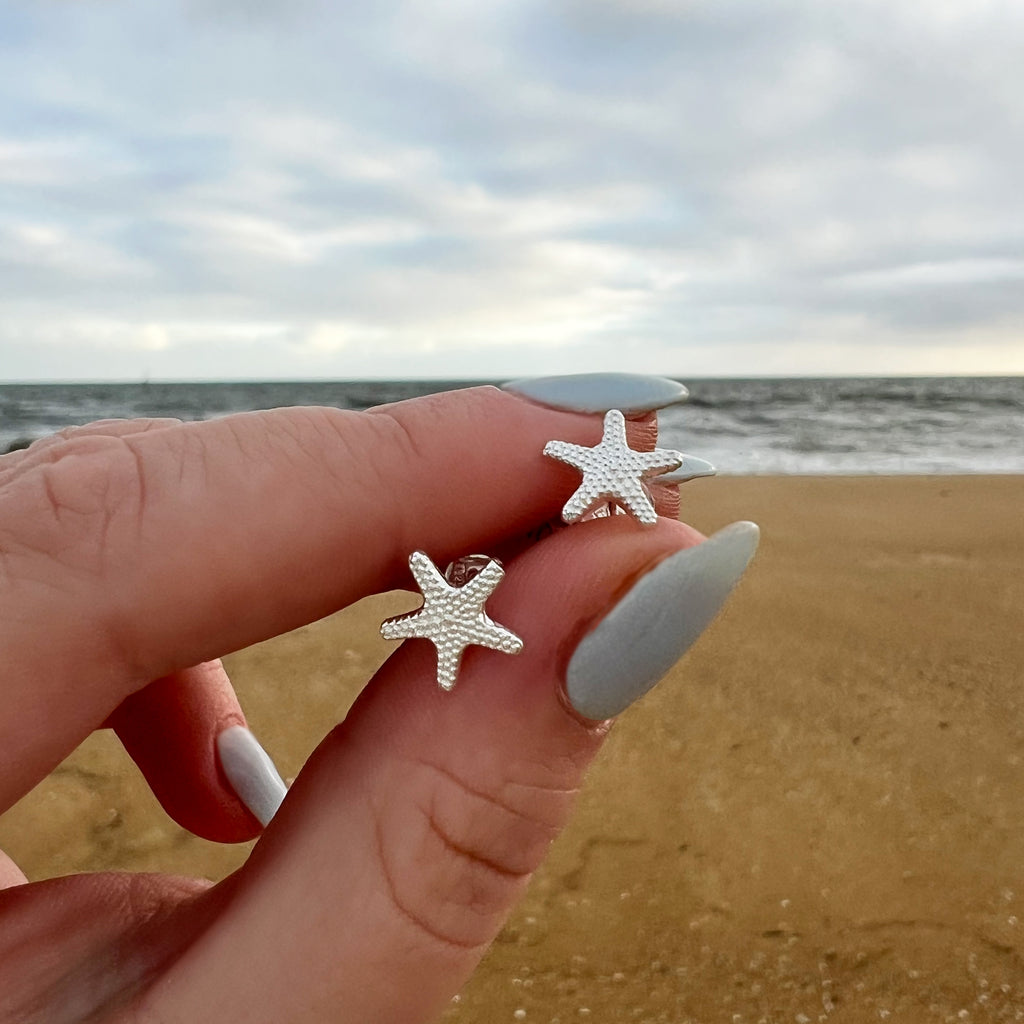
[408,550,451,598]
[543,439,590,469]
[476,618,524,655]
[433,642,466,692]
[615,481,659,525]
[560,485,597,522]
[601,408,629,446]
[380,608,428,641]
[637,446,684,477]
[460,560,505,602]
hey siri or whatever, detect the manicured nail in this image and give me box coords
[502,373,688,414]
[216,725,288,827]
[566,521,759,720]
[656,454,717,484]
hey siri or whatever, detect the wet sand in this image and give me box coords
[3,476,1024,1022]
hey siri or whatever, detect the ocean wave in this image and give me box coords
[2,377,1023,473]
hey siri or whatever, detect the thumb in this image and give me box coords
[142,517,758,1023]
[108,660,281,843]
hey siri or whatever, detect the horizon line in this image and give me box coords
[2,372,1023,386]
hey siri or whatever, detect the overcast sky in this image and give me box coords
[2,0,1023,380]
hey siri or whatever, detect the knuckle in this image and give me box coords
[425,758,570,876]
[375,756,577,950]
[371,408,431,469]
[2,433,149,579]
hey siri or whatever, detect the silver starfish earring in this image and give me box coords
[543,409,689,525]
[380,551,524,691]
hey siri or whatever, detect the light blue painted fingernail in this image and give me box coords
[502,373,689,414]
[217,725,288,827]
[566,521,760,720]
[656,454,717,484]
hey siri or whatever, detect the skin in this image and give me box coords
[0,386,701,1024]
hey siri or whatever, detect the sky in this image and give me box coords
[2,0,1023,381]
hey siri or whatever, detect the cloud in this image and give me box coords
[1,0,1023,378]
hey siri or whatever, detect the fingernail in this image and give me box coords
[655,454,717,484]
[566,521,760,720]
[502,373,689,414]
[216,725,288,827]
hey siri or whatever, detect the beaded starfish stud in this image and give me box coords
[380,551,523,691]
[543,409,687,525]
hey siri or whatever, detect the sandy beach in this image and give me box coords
[3,475,1023,1022]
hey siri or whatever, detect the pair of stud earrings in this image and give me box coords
[380,409,701,691]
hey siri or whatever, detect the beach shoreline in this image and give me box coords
[3,476,1024,1020]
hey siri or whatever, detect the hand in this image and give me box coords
[0,383,755,1023]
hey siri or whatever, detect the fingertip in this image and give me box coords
[110,663,265,844]
[216,725,287,829]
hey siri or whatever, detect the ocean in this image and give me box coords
[1,377,1022,475]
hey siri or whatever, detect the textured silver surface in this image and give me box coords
[543,409,685,525]
[381,551,524,691]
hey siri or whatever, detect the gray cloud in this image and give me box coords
[1,0,1022,379]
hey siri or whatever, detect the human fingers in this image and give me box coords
[28,418,184,448]
[0,380,684,814]
[140,516,758,1023]
[0,417,182,479]
[108,409,676,845]
[14,423,283,844]
[109,403,673,849]
[0,869,217,1021]
[108,661,285,844]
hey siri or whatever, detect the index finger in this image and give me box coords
[0,386,670,809]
